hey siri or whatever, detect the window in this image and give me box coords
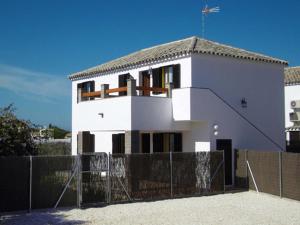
[172,64,181,89]
[119,73,131,96]
[141,133,150,153]
[77,81,95,102]
[77,131,95,154]
[112,133,125,154]
[153,132,182,152]
[153,133,164,152]
[152,64,181,94]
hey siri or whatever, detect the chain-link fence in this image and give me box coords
[0,151,224,213]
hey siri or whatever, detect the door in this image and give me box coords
[216,139,232,186]
[142,71,150,96]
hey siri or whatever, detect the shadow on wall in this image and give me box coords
[1,209,86,225]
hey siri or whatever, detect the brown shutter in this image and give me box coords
[173,64,181,89]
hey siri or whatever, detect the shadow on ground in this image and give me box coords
[1,209,86,225]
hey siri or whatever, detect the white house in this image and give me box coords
[284,67,300,142]
[69,36,287,185]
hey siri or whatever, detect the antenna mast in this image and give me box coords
[201,1,220,38]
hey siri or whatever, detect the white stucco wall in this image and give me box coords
[284,85,300,128]
[190,54,285,151]
[71,56,192,154]
[71,52,286,154]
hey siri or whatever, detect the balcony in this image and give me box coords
[73,80,174,132]
[80,79,170,101]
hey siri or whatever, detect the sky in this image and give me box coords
[0,0,299,130]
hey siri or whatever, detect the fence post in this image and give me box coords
[279,151,282,198]
[245,150,249,188]
[223,150,225,193]
[170,151,173,198]
[107,153,111,204]
[77,155,82,208]
[29,155,32,213]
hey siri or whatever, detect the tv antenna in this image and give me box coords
[201,2,220,38]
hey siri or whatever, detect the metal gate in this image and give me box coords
[79,153,108,207]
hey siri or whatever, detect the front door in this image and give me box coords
[216,139,232,186]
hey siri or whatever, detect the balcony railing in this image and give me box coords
[80,79,171,100]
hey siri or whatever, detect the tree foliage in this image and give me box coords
[0,104,37,156]
[49,124,69,139]
[37,142,71,155]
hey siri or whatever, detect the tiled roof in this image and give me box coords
[284,67,300,86]
[286,126,300,132]
[69,36,288,80]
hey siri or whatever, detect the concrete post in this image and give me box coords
[166,82,174,98]
[77,132,83,155]
[125,130,140,154]
[101,84,109,98]
[127,79,136,96]
[77,85,82,103]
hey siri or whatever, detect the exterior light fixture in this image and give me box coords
[98,113,104,118]
[213,124,219,136]
[241,98,247,108]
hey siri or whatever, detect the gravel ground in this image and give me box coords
[2,191,300,225]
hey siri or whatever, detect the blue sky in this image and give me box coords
[0,0,299,130]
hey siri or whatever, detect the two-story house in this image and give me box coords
[284,66,300,151]
[69,36,287,185]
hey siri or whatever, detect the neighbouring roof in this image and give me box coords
[286,126,300,132]
[284,67,300,86]
[69,36,288,80]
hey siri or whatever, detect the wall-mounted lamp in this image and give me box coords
[241,98,247,108]
[98,113,104,118]
[213,124,219,136]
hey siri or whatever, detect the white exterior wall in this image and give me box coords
[284,85,300,128]
[190,54,285,151]
[71,52,286,154]
[72,56,192,154]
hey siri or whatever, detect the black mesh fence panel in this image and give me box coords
[0,157,30,212]
[110,153,171,202]
[282,152,300,201]
[172,152,212,197]
[210,151,224,192]
[129,153,171,200]
[81,153,108,205]
[110,152,224,202]
[234,150,248,188]
[1,152,226,212]
[247,151,280,196]
[110,154,129,202]
[31,156,77,209]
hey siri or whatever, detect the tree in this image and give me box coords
[0,104,37,156]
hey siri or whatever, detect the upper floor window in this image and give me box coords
[152,64,180,94]
[77,81,95,102]
[118,73,131,96]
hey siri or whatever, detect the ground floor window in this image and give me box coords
[153,133,182,153]
[77,131,95,154]
[112,133,125,154]
[141,133,150,153]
